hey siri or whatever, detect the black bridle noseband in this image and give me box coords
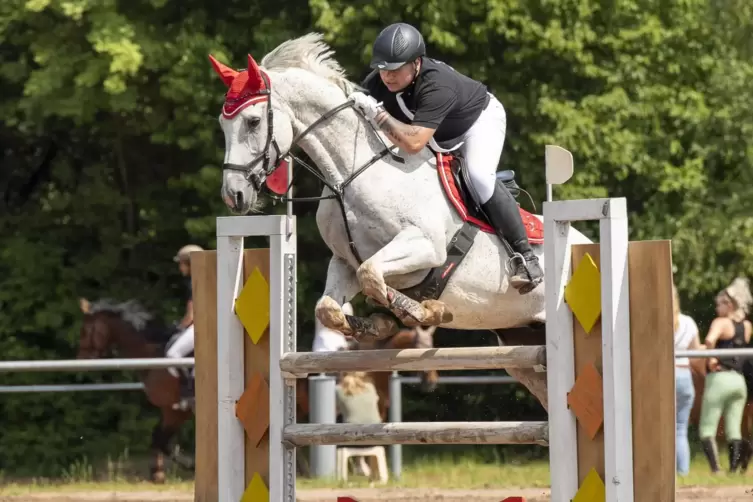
[222,73,404,264]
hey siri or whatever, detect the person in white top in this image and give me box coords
[312,302,354,352]
[673,283,703,476]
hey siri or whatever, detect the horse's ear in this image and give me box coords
[79,298,91,314]
[245,54,266,93]
[208,54,238,87]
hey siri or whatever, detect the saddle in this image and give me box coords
[400,152,543,303]
[436,152,543,244]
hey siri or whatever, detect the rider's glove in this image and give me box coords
[348,91,383,121]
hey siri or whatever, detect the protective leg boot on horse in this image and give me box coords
[480,182,543,294]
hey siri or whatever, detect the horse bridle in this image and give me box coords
[222,72,404,264]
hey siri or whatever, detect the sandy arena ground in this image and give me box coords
[2,486,753,501]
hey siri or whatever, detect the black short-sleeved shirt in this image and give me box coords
[362,57,490,146]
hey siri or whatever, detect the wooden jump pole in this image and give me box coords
[192,197,675,501]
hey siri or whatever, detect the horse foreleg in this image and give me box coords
[317,296,400,341]
[314,255,361,334]
[356,227,452,327]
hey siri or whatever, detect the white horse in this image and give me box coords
[209,33,592,409]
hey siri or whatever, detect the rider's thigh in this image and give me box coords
[166,325,195,358]
[459,96,507,203]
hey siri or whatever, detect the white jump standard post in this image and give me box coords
[215,214,298,502]
[544,197,633,502]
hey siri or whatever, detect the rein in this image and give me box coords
[223,75,405,265]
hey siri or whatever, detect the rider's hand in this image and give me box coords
[348,91,383,121]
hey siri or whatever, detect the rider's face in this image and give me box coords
[179,261,190,277]
[379,60,419,92]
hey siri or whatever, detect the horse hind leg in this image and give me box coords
[356,227,453,327]
[494,326,549,412]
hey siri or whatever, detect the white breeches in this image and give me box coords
[166,325,195,378]
[167,324,195,358]
[457,94,507,204]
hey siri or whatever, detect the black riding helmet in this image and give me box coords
[370,23,426,70]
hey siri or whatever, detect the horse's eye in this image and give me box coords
[247,117,261,129]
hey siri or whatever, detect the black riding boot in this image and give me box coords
[480,182,544,294]
[701,437,721,473]
[729,439,744,473]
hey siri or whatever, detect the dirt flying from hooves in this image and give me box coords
[2,486,753,501]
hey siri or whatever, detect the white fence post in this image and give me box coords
[544,197,633,502]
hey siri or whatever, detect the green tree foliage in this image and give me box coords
[312,0,753,320]
[1,0,752,476]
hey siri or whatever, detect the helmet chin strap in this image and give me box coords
[411,58,421,84]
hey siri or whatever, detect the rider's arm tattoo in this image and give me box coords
[375,110,435,154]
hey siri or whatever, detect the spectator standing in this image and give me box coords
[673,283,703,476]
[699,277,753,473]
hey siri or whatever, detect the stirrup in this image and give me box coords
[508,253,543,294]
[506,252,526,272]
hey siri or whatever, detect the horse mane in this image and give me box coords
[89,298,156,332]
[260,32,360,95]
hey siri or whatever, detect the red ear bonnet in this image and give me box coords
[208,54,238,87]
[208,53,269,118]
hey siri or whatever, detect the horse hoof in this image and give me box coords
[421,300,453,324]
[152,471,166,484]
[357,262,390,306]
[315,296,351,335]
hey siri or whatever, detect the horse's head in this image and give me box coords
[77,298,118,359]
[209,54,295,215]
[76,298,160,359]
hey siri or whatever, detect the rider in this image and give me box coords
[167,244,204,409]
[348,22,543,293]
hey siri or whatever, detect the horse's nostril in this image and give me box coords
[235,192,244,207]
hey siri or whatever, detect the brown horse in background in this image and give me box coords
[77,298,194,483]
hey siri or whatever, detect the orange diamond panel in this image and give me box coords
[235,372,270,447]
[567,363,604,440]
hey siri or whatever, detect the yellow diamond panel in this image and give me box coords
[564,252,601,334]
[573,467,606,502]
[235,266,270,344]
[240,472,268,502]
